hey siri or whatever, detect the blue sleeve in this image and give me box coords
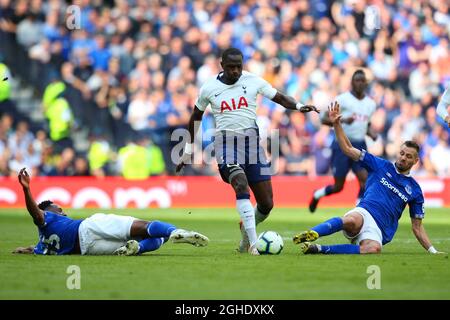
[358,149,387,172]
[33,241,45,255]
[409,190,425,219]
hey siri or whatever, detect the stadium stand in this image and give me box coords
[0,0,449,178]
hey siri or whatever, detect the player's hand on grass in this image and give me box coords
[18,168,30,189]
[12,246,34,254]
[299,105,319,114]
[328,101,342,124]
[428,245,447,255]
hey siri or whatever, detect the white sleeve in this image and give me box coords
[194,84,210,111]
[335,94,347,113]
[436,87,450,120]
[256,77,277,99]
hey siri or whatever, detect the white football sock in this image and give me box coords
[241,206,270,243]
[237,199,258,246]
[314,187,327,200]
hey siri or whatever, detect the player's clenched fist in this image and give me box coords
[18,168,31,189]
[298,105,319,114]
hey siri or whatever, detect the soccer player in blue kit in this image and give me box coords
[309,70,377,213]
[293,102,445,255]
[13,168,209,255]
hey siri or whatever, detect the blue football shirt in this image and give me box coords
[34,212,83,255]
[357,150,425,245]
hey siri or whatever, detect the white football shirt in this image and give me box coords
[335,91,377,141]
[195,71,277,131]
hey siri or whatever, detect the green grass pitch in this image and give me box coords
[0,207,449,299]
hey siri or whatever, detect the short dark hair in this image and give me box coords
[352,69,366,80]
[38,200,54,210]
[402,140,420,154]
[221,48,243,62]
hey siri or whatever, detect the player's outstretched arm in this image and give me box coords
[176,106,204,174]
[329,102,361,161]
[271,92,319,113]
[18,168,44,226]
[411,218,446,254]
[12,246,35,254]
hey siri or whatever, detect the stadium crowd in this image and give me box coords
[0,0,449,179]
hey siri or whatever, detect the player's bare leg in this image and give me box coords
[359,239,382,254]
[309,176,346,213]
[250,180,274,221]
[230,173,259,255]
[354,169,367,205]
[129,220,154,238]
[238,180,273,252]
[342,211,364,236]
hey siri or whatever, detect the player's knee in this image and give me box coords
[343,216,359,232]
[360,243,382,254]
[231,178,250,195]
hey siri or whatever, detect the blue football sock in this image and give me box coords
[311,217,343,237]
[147,221,177,238]
[138,238,164,254]
[319,244,360,254]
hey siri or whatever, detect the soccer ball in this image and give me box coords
[255,231,284,255]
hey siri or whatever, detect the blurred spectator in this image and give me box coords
[73,155,90,176]
[47,147,75,176]
[117,135,152,180]
[42,80,74,152]
[87,134,112,177]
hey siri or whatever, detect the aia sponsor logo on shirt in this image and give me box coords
[352,113,369,122]
[220,97,248,113]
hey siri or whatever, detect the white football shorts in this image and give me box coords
[78,213,136,255]
[342,207,383,246]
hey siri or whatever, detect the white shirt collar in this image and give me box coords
[393,162,412,177]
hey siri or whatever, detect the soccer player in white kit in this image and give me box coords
[436,86,450,127]
[309,70,377,213]
[176,48,318,255]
